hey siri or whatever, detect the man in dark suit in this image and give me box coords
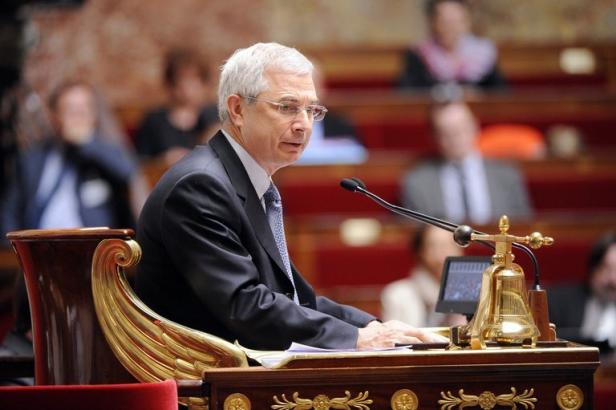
[401,101,532,225]
[135,42,445,350]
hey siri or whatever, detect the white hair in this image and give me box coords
[217,42,314,122]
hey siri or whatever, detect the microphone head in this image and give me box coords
[453,225,473,247]
[340,178,361,192]
[350,177,367,190]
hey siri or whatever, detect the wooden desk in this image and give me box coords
[202,345,599,410]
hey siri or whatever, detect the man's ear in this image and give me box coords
[226,94,244,128]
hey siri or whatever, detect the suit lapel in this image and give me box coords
[209,132,290,278]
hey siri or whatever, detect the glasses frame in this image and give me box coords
[244,96,328,122]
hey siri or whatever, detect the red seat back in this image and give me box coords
[0,379,178,410]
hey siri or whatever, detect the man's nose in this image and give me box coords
[292,109,312,132]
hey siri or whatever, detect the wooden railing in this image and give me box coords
[303,42,616,90]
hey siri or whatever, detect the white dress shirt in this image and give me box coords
[222,130,271,209]
[440,151,491,224]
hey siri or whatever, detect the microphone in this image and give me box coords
[340,177,541,287]
[340,177,476,247]
[341,177,553,341]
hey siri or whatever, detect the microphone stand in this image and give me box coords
[340,177,554,342]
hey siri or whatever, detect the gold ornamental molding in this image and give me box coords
[391,389,419,410]
[271,391,372,410]
[438,387,537,410]
[224,393,252,410]
[90,238,249,410]
[556,384,583,410]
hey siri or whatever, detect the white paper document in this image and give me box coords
[240,342,412,369]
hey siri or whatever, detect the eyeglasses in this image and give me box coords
[245,96,328,122]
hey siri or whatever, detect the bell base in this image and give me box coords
[450,325,540,349]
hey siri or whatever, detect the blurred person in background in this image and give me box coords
[397,0,506,90]
[381,225,466,327]
[136,48,219,165]
[549,232,616,353]
[401,100,532,225]
[0,79,138,373]
[1,80,137,235]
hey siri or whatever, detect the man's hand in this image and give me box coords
[356,320,449,350]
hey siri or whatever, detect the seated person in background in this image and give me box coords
[401,100,532,225]
[135,42,446,350]
[397,0,506,90]
[0,80,137,364]
[548,232,616,351]
[2,80,137,234]
[295,63,367,165]
[381,225,466,327]
[136,48,219,165]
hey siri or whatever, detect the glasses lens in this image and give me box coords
[277,102,298,115]
[312,106,327,121]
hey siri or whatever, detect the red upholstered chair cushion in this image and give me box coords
[478,124,546,160]
[0,379,178,410]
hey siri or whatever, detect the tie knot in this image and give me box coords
[263,183,281,206]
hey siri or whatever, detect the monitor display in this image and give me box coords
[435,256,492,315]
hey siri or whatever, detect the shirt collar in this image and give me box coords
[221,129,271,200]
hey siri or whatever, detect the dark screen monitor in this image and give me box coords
[435,256,492,316]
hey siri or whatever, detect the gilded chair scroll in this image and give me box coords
[91,238,249,408]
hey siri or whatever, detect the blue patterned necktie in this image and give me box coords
[263,183,299,304]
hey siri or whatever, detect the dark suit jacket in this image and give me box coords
[547,284,588,343]
[400,158,532,222]
[1,138,136,236]
[135,131,375,350]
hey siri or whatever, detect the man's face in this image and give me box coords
[433,103,478,162]
[431,1,471,50]
[239,69,317,175]
[169,67,207,107]
[53,85,96,144]
[420,226,463,279]
[590,244,616,302]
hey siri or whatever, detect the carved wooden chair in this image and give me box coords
[7,228,248,410]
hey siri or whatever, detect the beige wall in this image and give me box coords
[22,0,616,107]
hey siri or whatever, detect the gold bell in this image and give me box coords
[462,216,553,349]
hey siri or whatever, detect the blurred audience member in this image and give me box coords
[549,232,616,352]
[296,62,367,165]
[135,49,218,165]
[381,225,466,327]
[397,0,506,90]
[1,79,137,236]
[401,101,532,225]
[0,80,138,375]
[0,80,137,369]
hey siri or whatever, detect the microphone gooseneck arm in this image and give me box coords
[340,178,542,287]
